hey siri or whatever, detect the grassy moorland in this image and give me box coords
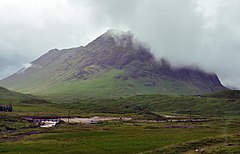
[0,119,239,154]
[0,90,239,153]
[59,93,240,118]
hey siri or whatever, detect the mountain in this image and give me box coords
[0,86,33,100]
[0,29,228,100]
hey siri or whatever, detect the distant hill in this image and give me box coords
[0,29,228,99]
[0,86,32,100]
[66,94,240,117]
[209,90,240,99]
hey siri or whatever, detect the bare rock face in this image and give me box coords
[0,29,228,97]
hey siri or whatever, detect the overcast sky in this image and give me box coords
[0,0,240,89]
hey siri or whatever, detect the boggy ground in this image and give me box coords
[0,93,240,153]
[0,117,239,154]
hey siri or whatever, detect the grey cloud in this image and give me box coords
[85,0,240,88]
[0,0,239,89]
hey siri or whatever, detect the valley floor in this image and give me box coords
[0,93,240,153]
[0,114,239,154]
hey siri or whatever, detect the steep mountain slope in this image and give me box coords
[0,30,228,99]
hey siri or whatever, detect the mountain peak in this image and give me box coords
[100,29,134,43]
[104,29,131,36]
[0,30,228,98]
[86,29,136,50]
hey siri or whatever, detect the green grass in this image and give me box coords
[55,94,240,118]
[209,90,240,99]
[144,134,240,153]
[0,114,32,131]
[1,91,240,120]
[1,68,217,100]
[1,120,237,154]
[0,91,239,154]
[0,88,239,153]
[0,86,33,101]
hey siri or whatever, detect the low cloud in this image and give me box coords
[0,0,239,88]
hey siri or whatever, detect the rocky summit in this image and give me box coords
[0,30,228,99]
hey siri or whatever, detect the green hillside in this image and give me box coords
[0,86,32,102]
[0,30,227,99]
[209,90,240,99]
[62,93,240,117]
[35,69,212,101]
[0,88,238,118]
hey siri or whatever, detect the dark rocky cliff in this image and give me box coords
[0,29,228,97]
